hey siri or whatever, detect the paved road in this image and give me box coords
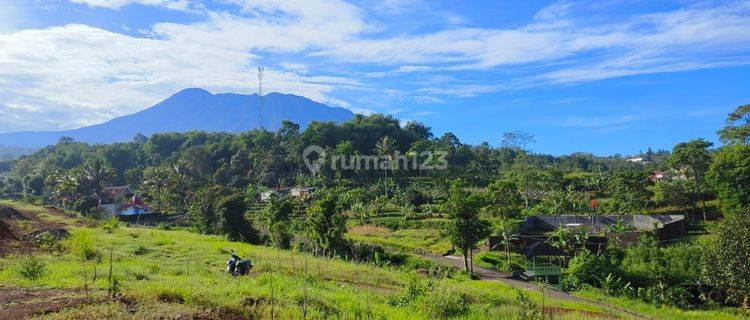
[422,254,652,319]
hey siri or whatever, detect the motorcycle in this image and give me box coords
[226,251,253,276]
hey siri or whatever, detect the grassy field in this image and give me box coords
[346,224,452,255]
[0,201,747,319]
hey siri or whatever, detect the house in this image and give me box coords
[517,214,686,246]
[97,186,150,216]
[260,187,315,202]
[260,188,289,202]
[650,170,667,182]
[290,187,315,200]
[120,196,150,216]
[519,241,566,290]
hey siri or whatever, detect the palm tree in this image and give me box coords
[375,136,396,192]
[493,221,519,271]
[142,166,169,212]
[168,160,194,214]
[80,159,114,194]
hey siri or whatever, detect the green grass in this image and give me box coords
[1,202,746,319]
[574,288,749,320]
[346,224,452,255]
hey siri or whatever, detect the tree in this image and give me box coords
[484,179,523,218]
[669,139,713,221]
[607,169,652,214]
[217,193,259,243]
[707,144,750,217]
[718,104,750,144]
[375,135,396,181]
[263,194,293,249]
[502,131,536,210]
[306,195,347,256]
[142,166,170,212]
[444,179,491,274]
[188,185,227,234]
[133,133,147,144]
[494,219,519,271]
[701,215,750,306]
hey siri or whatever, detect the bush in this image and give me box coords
[420,286,469,319]
[18,255,45,280]
[37,233,59,251]
[134,245,149,255]
[66,229,100,261]
[566,249,623,290]
[389,274,428,306]
[101,217,121,233]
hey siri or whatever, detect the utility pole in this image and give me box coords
[257,66,264,130]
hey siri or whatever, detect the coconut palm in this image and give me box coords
[142,166,169,212]
[375,135,396,182]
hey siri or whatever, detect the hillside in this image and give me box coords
[1,201,746,319]
[0,88,355,148]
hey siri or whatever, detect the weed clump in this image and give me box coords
[133,245,149,255]
[66,229,101,261]
[18,255,45,280]
[420,286,470,319]
[101,217,121,233]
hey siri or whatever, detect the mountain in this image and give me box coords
[0,88,355,147]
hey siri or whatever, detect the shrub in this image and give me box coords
[566,249,623,290]
[420,286,469,319]
[66,229,100,261]
[37,233,59,251]
[18,255,45,280]
[133,245,149,255]
[101,217,121,233]
[389,274,428,306]
[515,289,542,320]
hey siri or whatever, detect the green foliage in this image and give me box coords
[652,178,697,208]
[707,144,750,217]
[514,289,542,320]
[66,229,100,261]
[718,104,750,144]
[484,178,523,218]
[701,215,750,306]
[606,169,652,214]
[188,185,228,234]
[101,217,121,233]
[444,179,492,272]
[36,233,59,251]
[263,195,293,249]
[622,235,700,287]
[306,195,348,256]
[419,286,469,319]
[18,255,45,280]
[566,249,623,290]
[217,193,259,243]
[133,244,149,255]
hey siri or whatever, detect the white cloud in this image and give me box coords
[69,0,193,11]
[4,0,750,131]
[0,21,358,130]
[559,115,637,128]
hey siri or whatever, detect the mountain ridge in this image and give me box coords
[0,88,355,147]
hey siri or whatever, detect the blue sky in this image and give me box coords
[1,0,749,155]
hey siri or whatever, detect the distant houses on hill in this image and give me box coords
[97,185,150,216]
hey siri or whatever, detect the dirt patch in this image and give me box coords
[0,286,104,319]
[0,220,16,240]
[545,306,620,319]
[0,204,73,256]
[0,206,25,219]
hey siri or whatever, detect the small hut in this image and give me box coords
[521,241,566,289]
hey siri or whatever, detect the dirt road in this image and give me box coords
[422,254,652,320]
